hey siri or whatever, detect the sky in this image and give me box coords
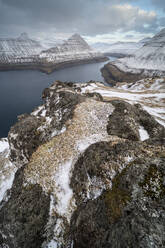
[0,0,165,44]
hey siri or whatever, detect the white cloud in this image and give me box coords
[84,4,157,35]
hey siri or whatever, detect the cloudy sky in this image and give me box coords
[0,0,165,43]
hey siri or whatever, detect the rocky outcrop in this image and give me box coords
[71,154,165,248]
[0,79,165,247]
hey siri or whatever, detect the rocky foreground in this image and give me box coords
[0,78,165,247]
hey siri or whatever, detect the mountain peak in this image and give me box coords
[18,32,29,40]
[67,33,91,51]
[70,33,82,39]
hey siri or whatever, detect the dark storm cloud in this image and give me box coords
[152,0,165,11]
[0,0,160,37]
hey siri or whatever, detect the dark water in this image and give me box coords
[0,57,116,137]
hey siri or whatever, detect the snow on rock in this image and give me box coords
[0,161,16,203]
[0,138,16,203]
[23,97,115,246]
[0,138,9,154]
[139,126,149,141]
[81,79,165,127]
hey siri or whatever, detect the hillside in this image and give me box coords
[114,28,165,74]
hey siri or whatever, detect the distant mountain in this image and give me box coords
[0,33,43,64]
[114,28,165,74]
[18,32,29,40]
[40,33,104,64]
[139,37,151,44]
[92,41,143,57]
[0,33,107,73]
[36,37,64,49]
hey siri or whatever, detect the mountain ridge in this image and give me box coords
[0,33,107,73]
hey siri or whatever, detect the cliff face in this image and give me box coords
[0,79,165,247]
[0,33,107,73]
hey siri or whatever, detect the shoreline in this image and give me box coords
[0,57,108,74]
[101,62,165,85]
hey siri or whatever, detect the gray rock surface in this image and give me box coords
[0,80,165,247]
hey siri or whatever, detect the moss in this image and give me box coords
[104,165,131,223]
[139,164,165,200]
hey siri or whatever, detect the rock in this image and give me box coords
[0,166,50,248]
[8,81,84,168]
[101,62,144,85]
[71,155,165,248]
[0,80,165,247]
[107,100,165,142]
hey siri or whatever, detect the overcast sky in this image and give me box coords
[0,0,165,43]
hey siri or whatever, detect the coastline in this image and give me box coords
[0,56,108,74]
[101,62,165,85]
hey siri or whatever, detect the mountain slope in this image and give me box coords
[40,33,104,63]
[114,28,165,73]
[92,40,144,57]
[0,33,43,64]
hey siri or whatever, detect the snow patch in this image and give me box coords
[0,138,9,153]
[54,160,73,217]
[139,126,149,141]
[32,106,44,116]
[0,161,17,202]
[46,240,58,248]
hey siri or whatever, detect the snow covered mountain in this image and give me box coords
[0,33,43,64]
[40,33,103,63]
[36,37,64,50]
[0,33,106,72]
[92,41,144,57]
[114,28,165,74]
[139,37,151,44]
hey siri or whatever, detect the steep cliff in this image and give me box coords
[0,79,165,247]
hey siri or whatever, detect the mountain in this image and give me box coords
[0,79,165,247]
[101,28,165,84]
[40,33,104,63]
[139,37,151,44]
[113,28,165,75]
[92,40,144,57]
[36,37,64,49]
[0,33,107,73]
[0,33,43,64]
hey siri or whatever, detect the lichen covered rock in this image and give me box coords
[0,80,165,247]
